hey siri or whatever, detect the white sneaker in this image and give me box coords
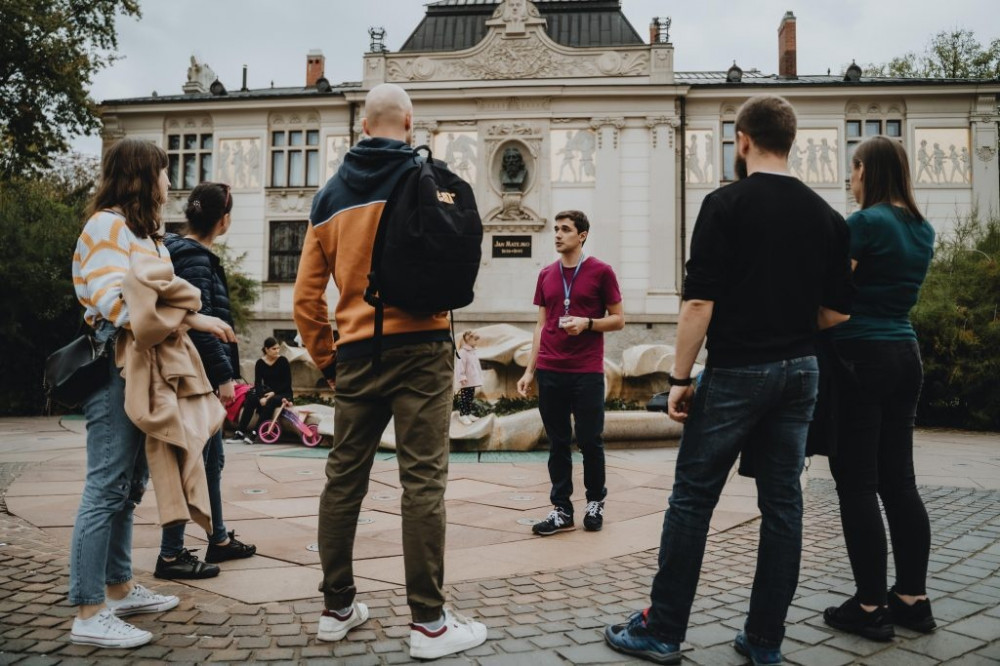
[105,584,179,617]
[409,609,488,660]
[317,601,369,641]
[70,608,152,648]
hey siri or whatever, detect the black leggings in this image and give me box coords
[238,392,291,433]
[458,387,475,415]
[829,339,930,606]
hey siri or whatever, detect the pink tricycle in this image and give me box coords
[256,400,323,447]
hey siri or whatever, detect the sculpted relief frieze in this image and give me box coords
[384,27,649,83]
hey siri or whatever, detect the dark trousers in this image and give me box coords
[829,339,930,606]
[536,369,607,515]
[647,357,819,648]
[318,341,453,622]
[458,387,475,415]
[238,391,288,433]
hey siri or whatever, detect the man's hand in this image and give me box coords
[218,380,236,406]
[667,384,696,423]
[562,316,587,336]
[516,370,534,397]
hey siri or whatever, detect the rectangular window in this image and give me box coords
[268,220,308,282]
[166,132,213,190]
[721,121,736,181]
[270,129,320,188]
[845,119,902,178]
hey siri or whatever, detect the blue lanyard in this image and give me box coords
[560,256,586,315]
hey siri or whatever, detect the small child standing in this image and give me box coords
[454,330,484,425]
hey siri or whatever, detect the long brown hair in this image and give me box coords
[853,136,922,219]
[85,137,169,240]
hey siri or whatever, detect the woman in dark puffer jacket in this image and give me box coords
[154,182,256,580]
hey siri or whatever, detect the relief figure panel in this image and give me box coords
[551,129,596,184]
[216,138,261,189]
[914,129,971,185]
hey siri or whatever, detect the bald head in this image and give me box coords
[362,83,413,141]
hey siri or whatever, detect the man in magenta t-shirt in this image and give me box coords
[516,210,624,536]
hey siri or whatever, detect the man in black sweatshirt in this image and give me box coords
[605,95,853,666]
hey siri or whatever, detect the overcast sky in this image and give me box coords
[73,0,999,155]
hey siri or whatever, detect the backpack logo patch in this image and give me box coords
[436,190,456,205]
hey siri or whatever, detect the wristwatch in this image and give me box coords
[587,317,594,331]
[667,373,693,387]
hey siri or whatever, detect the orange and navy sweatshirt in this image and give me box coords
[293,137,451,379]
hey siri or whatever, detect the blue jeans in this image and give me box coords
[647,356,819,648]
[160,430,227,557]
[69,322,148,606]
[536,370,607,514]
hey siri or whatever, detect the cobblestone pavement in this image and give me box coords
[2,456,999,665]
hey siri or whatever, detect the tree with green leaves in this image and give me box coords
[0,154,97,414]
[0,0,141,177]
[861,29,1000,79]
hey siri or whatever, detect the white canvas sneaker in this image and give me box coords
[317,601,369,641]
[105,583,179,617]
[70,608,152,648]
[409,609,488,660]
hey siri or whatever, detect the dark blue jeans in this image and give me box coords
[829,339,929,606]
[647,356,819,649]
[536,370,607,515]
[160,430,227,556]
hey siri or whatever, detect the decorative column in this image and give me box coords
[971,94,1000,217]
[412,121,439,150]
[645,115,682,312]
[589,117,626,269]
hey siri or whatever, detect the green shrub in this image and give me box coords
[911,212,1000,430]
[0,174,91,415]
[215,243,260,334]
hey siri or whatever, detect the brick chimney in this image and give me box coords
[778,11,796,79]
[306,49,325,87]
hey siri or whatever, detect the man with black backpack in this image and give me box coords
[293,83,487,660]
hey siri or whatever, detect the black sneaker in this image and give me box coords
[823,597,894,641]
[532,507,575,536]
[154,548,220,580]
[887,587,936,633]
[205,531,257,563]
[583,500,605,531]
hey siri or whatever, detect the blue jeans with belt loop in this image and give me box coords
[646,356,819,649]
[69,321,149,606]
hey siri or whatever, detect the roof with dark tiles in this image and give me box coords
[400,0,644,52]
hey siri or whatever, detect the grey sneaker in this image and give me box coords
[532,507,575,536]
[583,500,605,531]
[70,608,152,648]
[105,583,179,617]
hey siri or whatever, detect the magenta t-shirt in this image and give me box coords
[533,256,622,373]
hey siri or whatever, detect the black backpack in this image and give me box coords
[364,145,482,364]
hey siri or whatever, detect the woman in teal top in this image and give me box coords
[824,136,937,641]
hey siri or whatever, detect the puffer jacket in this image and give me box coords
[164,234,241,387]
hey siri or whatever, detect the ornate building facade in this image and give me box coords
[100,0,1000,351]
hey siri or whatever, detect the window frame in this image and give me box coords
[720,120,737,183]
[269,128,321,188]
[845,117,903,179]
[267,219,309,283]
[167,132,214,191]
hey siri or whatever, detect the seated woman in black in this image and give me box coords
[234,337,293,442]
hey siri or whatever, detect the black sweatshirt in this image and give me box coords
[683,173,854,368]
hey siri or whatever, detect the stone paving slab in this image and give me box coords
[1,421,999,664]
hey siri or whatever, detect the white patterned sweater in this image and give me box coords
[72,210,171,328]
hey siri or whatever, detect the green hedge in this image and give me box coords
[911,212,1000,430]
